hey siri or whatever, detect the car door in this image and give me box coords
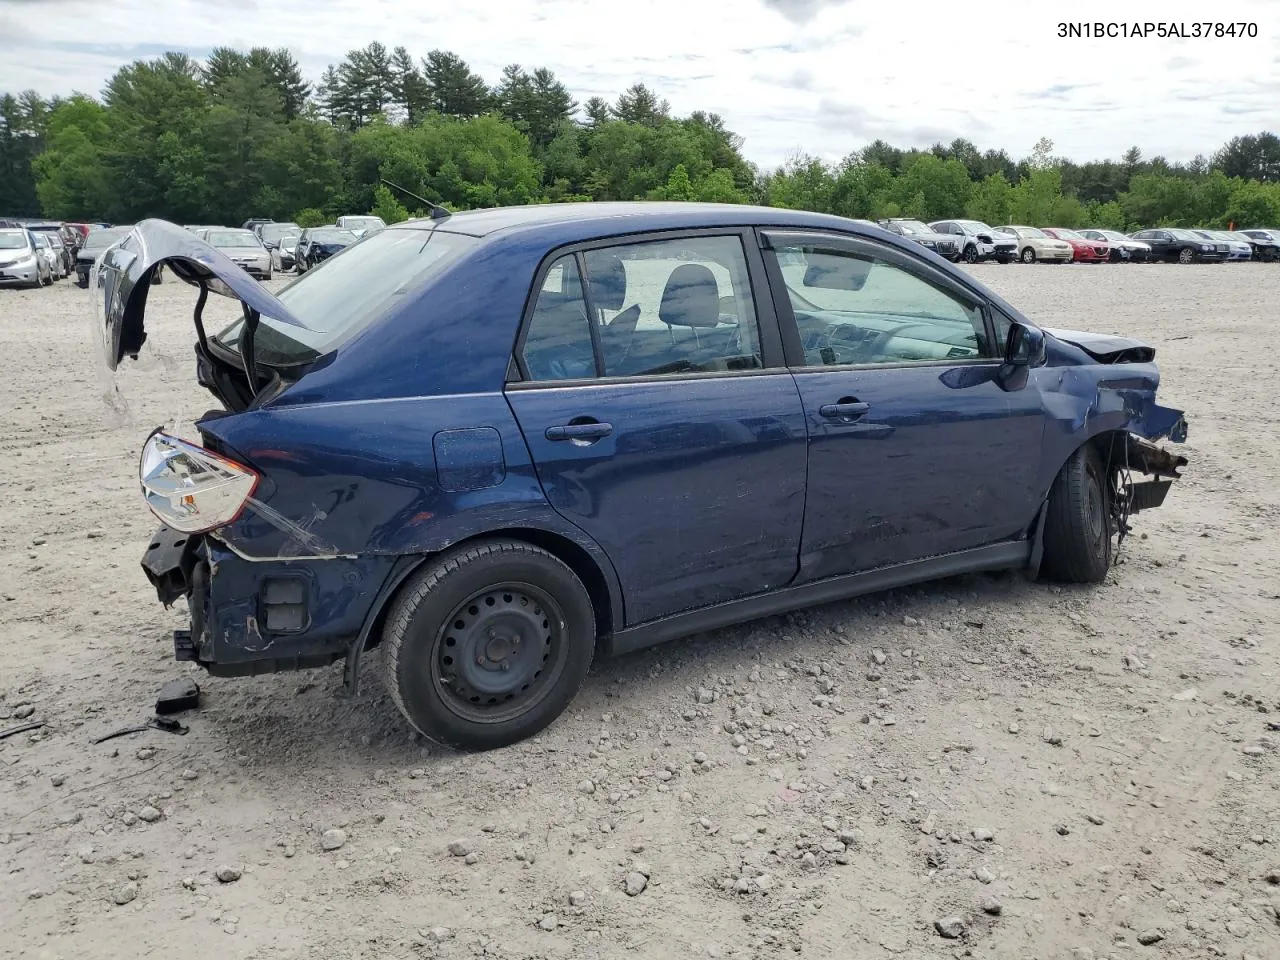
[760,229,1047,582]
[505,231,809,626]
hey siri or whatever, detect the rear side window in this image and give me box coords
[519,235,763,381]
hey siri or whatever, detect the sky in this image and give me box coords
[1,0,1277,169]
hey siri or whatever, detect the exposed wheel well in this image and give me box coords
[362,529,615,656]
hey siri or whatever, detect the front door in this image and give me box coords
[760,229,1046,582]
[506,233,808,625]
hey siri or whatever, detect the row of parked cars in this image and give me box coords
[178,216,384,279]
[876,218,1280,264]
[0,219,99,288]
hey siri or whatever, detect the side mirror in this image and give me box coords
[1005,321,1046,367]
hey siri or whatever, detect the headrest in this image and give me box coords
[588,253,627,310]
[658,263,721,328]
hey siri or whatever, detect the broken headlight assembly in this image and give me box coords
[139,431,258,533]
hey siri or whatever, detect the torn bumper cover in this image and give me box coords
[142,524,397,676]
[1115,401,1189,515]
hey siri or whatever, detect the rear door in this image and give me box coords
[505,231,808,626]
[760,229,1047,582]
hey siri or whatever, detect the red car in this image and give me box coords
[1042,228,1111,263]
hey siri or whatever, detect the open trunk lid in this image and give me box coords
[91,218,308,372]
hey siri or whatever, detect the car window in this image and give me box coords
[520,235,763,382]
[770,239,995,366]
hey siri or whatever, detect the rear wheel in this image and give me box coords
[1020,247,1036,264]
[382,539,597,751]
[962,245,979,264]
[1041,444,1112,584]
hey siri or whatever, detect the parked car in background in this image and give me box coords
[95,207,1188,751]
[994,226,1073,264]
[201,228,272,279]
[335,215,386,238]
[876,219,960,260]
[0,227,52,287]
[185,224,221,235]
[75,225,134,287]
[294,227,358,272]
[1190,230,1252,261]
[242,218,274,231]
[1041,228,1110,263]
[1129,228,1227,264]
[1077,229,1152,262]
[258,222,302,272]
[31,232,66,280]
[929,219,1016,263]
[1239,229,1280,260]
[25,221,77,271]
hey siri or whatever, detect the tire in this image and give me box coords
[1177,247,1195,264]
[962,245,979,264]
[76,276,88,289]
[995,254,1011,264]
[263,269,272,281]
[1020,247,1036,264]
[1041,443,1112,584]
[382,539,597,751]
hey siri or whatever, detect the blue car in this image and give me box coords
[92,206,1189,751]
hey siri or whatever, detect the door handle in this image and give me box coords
[545,422,613,442]
[819,400,870,420]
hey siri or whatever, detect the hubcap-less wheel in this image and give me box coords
[1021,247,1036,264]
[432,583,566,723]
[963,245,978,264]
[1178,247,1194,264]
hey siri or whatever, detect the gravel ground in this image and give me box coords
[2,262,1278,960]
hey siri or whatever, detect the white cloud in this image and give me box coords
[1,0,1277,168]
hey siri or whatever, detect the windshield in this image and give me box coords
[1169,229,1204,241]
[81,227,130,252]
[207,230,262,248]
[309,229,358,244]
[893,220,932,235]
[1096,230,1127,241]
[342,217,384,230]
[213,227,478,365]
[1049,228,1083,240]
[956,221,993,233]
[261,223,300,242]
[0,232,30,250]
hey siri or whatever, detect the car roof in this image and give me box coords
[390,201,879,241]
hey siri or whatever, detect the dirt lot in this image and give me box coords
[2,262,1278,960]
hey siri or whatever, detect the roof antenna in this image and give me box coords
[379,179,451,220]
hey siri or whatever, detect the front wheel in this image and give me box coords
[962,245,979,264]
[1177,247,1195,264]
[1020,247,1036,264]
[381,539,597,751]
[1041,444,1112,584]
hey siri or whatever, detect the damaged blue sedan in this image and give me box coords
[92,204,1188,751]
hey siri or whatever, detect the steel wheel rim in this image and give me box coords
[429,581,567,724]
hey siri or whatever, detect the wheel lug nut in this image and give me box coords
[476,655,485,665]
[500,662,510,672]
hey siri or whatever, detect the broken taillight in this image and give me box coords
[139,431,258,533]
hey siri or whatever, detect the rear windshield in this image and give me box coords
[207,230,261,248]
[309,229,357,243]
[0,232,32,250]
[213,227,478,365]
[81,228,131,251]
[261,223,300,242]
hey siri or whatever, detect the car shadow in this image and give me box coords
[208,566,1070,774]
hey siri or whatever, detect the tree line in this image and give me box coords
[2,43,1279,231]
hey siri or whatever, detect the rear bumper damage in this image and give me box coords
[142,524,395,677]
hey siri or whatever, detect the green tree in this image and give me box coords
[370,184,409,223]
[422,50,492,118]
[651,162,694,201]
[31,96,113,219]
[1083,199,1128,231]
[965,172,1013,225]
[295,207,327,227]
[613,83,669,127]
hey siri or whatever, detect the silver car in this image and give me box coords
[199,228,273,280]
[32,232,66,280]
[0,229,53,287]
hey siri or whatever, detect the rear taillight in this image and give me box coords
[139,432,258,533]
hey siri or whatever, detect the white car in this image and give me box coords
[1078,229,1153,262]
[32,232,65,280]
[0,229,53,287]
[928,219,1017,263]
[1192,229,1252,261]
[335,215,386,239]
[994,226,1073,264]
